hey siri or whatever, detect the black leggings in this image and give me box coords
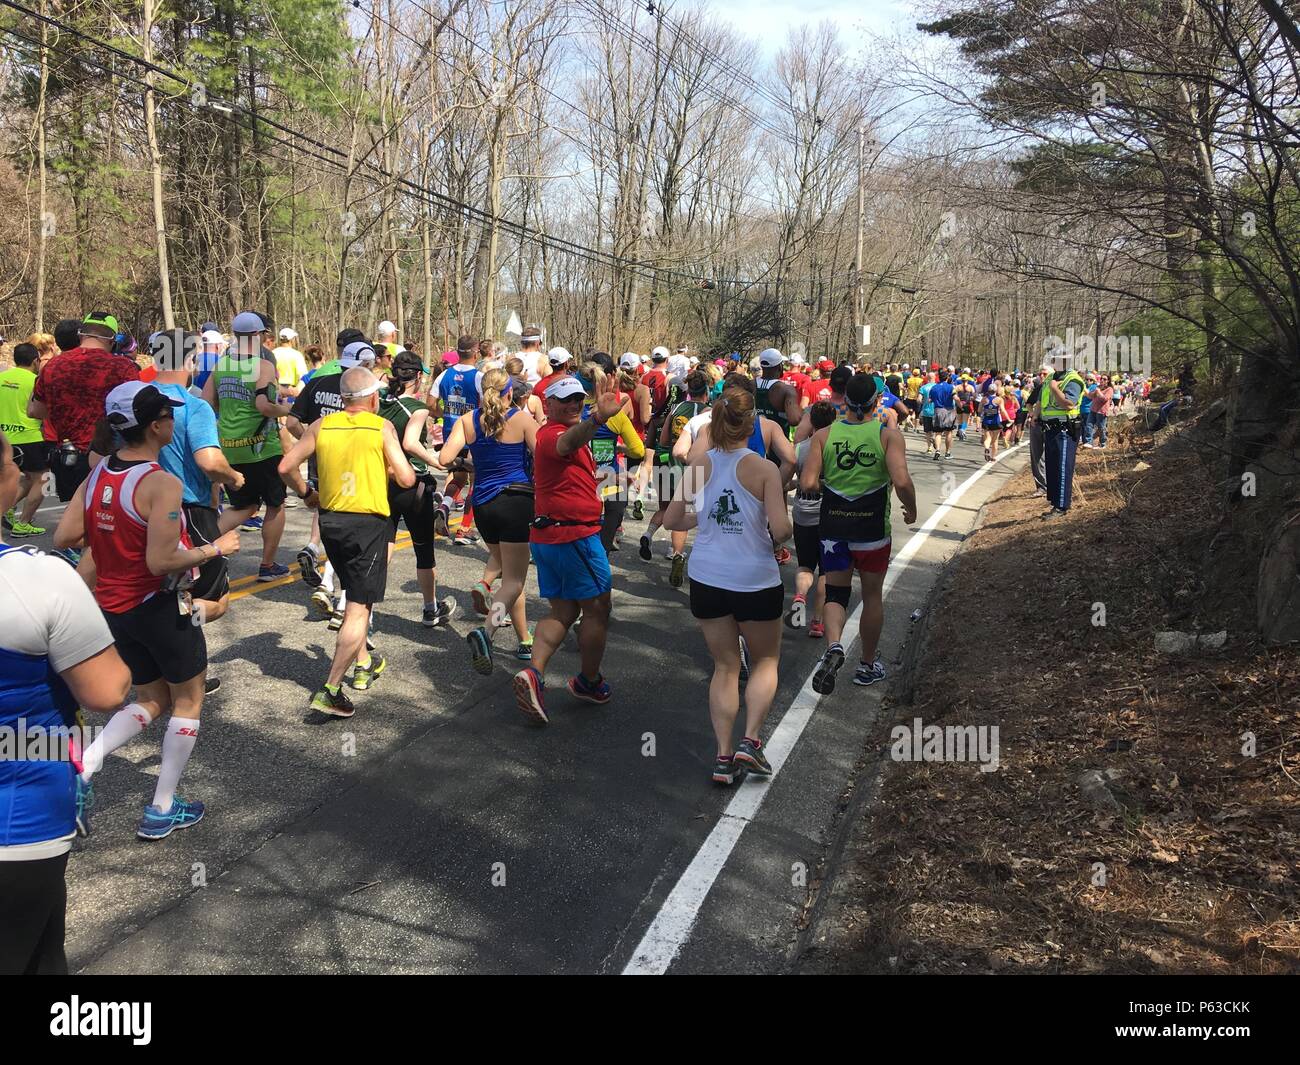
[0,852,68,974]
[600,499,627,552]
[388,481,437,568]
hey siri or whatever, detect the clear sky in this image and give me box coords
[707,0,914,55]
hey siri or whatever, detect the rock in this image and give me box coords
[1133,461,1151,472]
[1154,630,1227,653]
[1258,514,1300,645]
[1079,768,1125,813]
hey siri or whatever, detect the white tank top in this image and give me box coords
[687,448,781,592]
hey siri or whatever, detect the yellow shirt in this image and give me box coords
[316,410,391,516]
[905,374,922,400]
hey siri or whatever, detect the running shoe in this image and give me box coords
[734,736,773,776]
[1,508,13,530]
[423,597,457,628]
[75,776,94,838]
[452,530,479,546]
[513,667,548,723]
[1041,508,1066,520]
[812,645,846,695]
[932,450,940,462]
[52,547,80,569]
[297,546,322,587]
[853,658,887,686]
[784,593,807,629]
[514,638,534,661]
[467,626,494,675]
[808,620,825,639]
[631,498,644,521]
[240,515,263,532]
[470,580,493,616]
[137,796,205,840]
[669,552,686,588]
[205,676,221,696]
[984,447,992,461]
[11,520,45,537]
[282,494,299,508]
[739,636,750,682]
[712,755,744,786]
[258,561,290,581]
[774,546,792,566]
[311,589,335,618]
[328,609,344,631]
[310,684,355,717]
[638,534,653,562]
[349,654,386,691]
[433,503,452,538]
[568,672,611,704]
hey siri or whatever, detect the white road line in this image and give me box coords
[622,444,1025,975]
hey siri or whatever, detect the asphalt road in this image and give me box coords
[18,429,1026,974]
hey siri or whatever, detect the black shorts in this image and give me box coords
[387,481,436,568]
[793,521,821,572]
[650,460,688,504]
[319,511,389,605]
[921,414,935,432]
[104,592,208,686]
[689,579,784,623]
[51,449,89,502]
[10,441,49,474]
[227,455,287,510]
[473,488,534,544]
[182,503,230,602]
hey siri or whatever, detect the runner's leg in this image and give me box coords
[698,615,742,756]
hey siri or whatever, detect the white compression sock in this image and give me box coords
[81,704,151,780]
[321,560,336,595]
[151,717,200,812]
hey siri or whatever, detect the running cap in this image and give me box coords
[80,311,119,339]
[377,320,398,337]
[548,346,574,365]
[232,310,267,335]
[545,376,586,401]
[391,350,424,379]
[105,381,183,429]
[336,327,367,350]
[339,341,378,368]
[619,352,641,370]
[791,352,807,366]
[818,359,835,372]
[201,329,225,345]
[758,347,785,368]
[278,327,298,341]
[442,350,458,366]
[651,346,669,362]
[689,356,700,366]
[199,322,219,334]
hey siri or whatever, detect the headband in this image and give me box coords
[343,382,381,400]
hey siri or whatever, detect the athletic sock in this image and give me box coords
[828,642,844,655]
[321,561,336,595]
[151,717,200,812]
[81,704,150,780]
[743,736,762,748]
[645,519,662,540]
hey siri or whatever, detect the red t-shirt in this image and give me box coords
[642,368,668,413]
[809,382,834,405]
[33,347,140,451]
[530,422,602,544]
[532,370,570,399]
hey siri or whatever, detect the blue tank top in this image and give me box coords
[0,544,79,847]
[439,363,481,438]
[747,416,766,458]
[469,408,530,507]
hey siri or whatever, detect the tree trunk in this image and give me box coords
[143,0,175,328]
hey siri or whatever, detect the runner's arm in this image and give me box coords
[782,382,804,424]
[52,480,88,549]
[383,420,417,489]
[883,427,918,525]
[277,421,319,496]
[255,363,291,419]
[683,422,710,466]
[793,409,813,444]
[438,412,471,468]
[145,474,238,576]
[193,446,243,489]
[761,460,793,542]
[59,645,131,715]
[615,414,645,464]
[403,408,443,470]
[800,429,825,494]
[765,418,796,481]
[201,371,218,412]
[637,384,652,428]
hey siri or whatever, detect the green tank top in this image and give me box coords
[213,356,282,464]
[822,418,889,499]
[755,377,789,435]
[378,392,429,475]
[0,367,43,444]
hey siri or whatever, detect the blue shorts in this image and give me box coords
[530,534,612,601]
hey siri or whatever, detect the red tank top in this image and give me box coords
[84,458,192,613]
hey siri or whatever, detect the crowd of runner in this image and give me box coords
[0,309,1151,972]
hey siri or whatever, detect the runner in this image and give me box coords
[803,373,917,694]
[929,369,958,460]
[617,352,654,519]
[434,335,482,544]
[272,328,308,400]
[205,311,293,580]
[445,367,539,674]
[789,399,837,639]
[0,342,49,536]
[278,366,416,716]
[511,374,622,724]
[375,320,401,359]
[919,371,937,455]
[53,382,242,840]
[794,364,852,441]
[980,383,1008,461]
[663,385,791,785]
[516,324,546,387]
[642,369,710,583]
[377,350,457,628]
[753,348,804,443]
[532,345,574,401]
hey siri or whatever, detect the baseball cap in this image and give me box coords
[545,376,586,401]
[689,356,700,366]
[199,322,219,334]
[442,350,458,366]
[521,324,543,342]
[758,347,784,368]
[619,352,641,370]
[548,346,574,366]
[818,359,835,372]
[80,311,120,339]
[377,320,398,336]
[335,328,366,351]
[791,352,807,366]
[201,329,225,345]
[232,310,267,335]
[651,346,669,361]
[105,381,184,429]
[279,327,298,341]
[339,341,378,368]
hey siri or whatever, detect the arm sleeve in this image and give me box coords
[613,414,645,459]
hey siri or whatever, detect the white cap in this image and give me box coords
[790,352,807,366]
[619,352,641,370]
[104,381,184,429]
[544,376,586,401]
[547,346,573,365]
[201,329,225,345]
[377,320,397,337]
[688,356,699,366]
[758,347,785,368]
[902,362,910,370]
[651,346,669,361]
[278,327,298,341]
[340,341,378,368]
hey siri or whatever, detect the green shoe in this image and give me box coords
[310,684,355,717]
[348,654,386,691]
[11,521,45,537]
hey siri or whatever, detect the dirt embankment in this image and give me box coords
[799,416,1300,974]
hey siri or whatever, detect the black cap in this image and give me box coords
[336,327,367,351]
[830,364,854,393]
[391,350,424,378]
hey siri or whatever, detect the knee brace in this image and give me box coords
[413,540,436,569]
[825,583,851,609]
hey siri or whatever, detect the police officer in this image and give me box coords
[1037,348,1085,518]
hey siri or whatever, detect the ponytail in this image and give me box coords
[478,368,512,439]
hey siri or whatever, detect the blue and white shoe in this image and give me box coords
[240,515,264,532]
[137,796,206,840]
[852,658,887,686]
[258,561,290,581]
[467,626,494,675]
[75,775,94,838]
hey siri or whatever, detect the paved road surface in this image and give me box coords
[18,430,1025,974]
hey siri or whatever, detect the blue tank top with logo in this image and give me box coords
[439,363,481,438]
[468,408,530,507]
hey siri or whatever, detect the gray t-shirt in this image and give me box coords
[793,440,820,527]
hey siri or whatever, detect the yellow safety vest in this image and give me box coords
[1041,370,1085,419]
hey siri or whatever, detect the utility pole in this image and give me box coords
[142,0,174,328]
[855,125,865,348]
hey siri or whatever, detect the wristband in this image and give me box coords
[214,545,222,559]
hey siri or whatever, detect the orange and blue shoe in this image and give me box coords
[567,672,611,704]
[513,667,548,723]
